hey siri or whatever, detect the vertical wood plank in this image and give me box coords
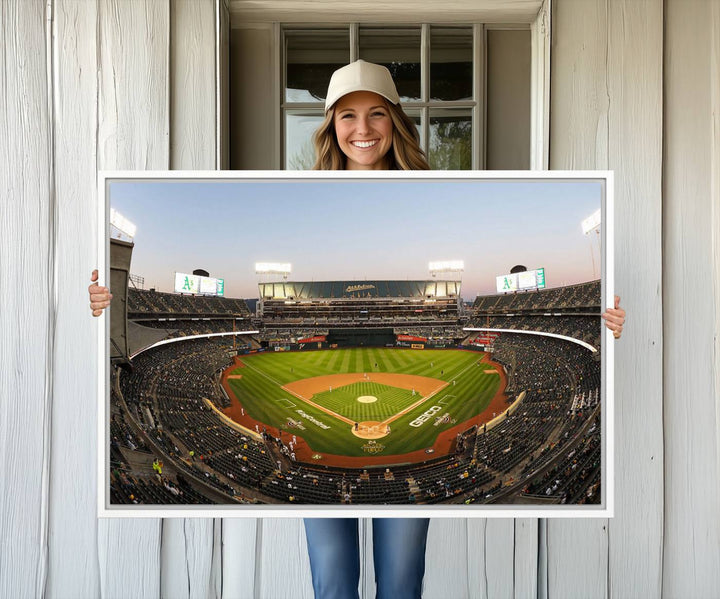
[47,0,102,596]
[422,519,470,598]
[663,1,720,595]
[550,0,666,597]
[548,2,609,596]
[547,520,607,599]
[606,1,664,597]
[96,1,169,596]
[256,519,314,599]
[712,12,720,568]
[513,519,538,599]
[97,0,169,171]
[161,521,217,599]
[162,1,219,597]
[170,0,216,170]
[464,519,516,599]
[0,1,52,598]
[221,519,258,599]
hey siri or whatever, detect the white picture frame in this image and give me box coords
[97,170,614,518]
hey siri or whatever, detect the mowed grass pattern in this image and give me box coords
[226,348,501,458]
[314,382,414,422]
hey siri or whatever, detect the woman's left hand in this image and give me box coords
[602,295,625,339]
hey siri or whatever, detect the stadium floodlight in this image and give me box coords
[110,208,137,241]
[255,262,292,276]
[582,209,601,235]
[429,260,464,276]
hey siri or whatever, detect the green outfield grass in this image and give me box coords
[226,347,502,458]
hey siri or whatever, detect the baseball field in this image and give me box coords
[221,347,506,464]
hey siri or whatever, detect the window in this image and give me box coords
[283,25,492,170]
[229,23,532,170]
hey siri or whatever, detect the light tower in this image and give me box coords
[428,260,465,314]
[255,262,292,317]
[428,260,464,279]
[581,209,601,279]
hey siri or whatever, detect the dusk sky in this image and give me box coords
[109,178,604,300]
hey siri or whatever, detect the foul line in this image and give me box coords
[243,360,353,426]
[379,358,492,426]
[280,385,354,426]
[380,381,450,426]
[241,360,286,387]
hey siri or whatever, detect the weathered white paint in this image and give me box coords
[712,17,720,594]
[482,519,516,597]
[258,519,315,598]
[228,0,543,24]
[548,2,665,599]
[663,1,720,596]
[0,2,52,598]
[514,518,539,598]
[605,1,664,597]
[161,519,217,599]
[170,0,217,170]
[221,519,258,598]
[47,1,101,597]
[424,519,473,598]
[96,1,169,596]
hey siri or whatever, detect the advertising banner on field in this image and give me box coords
[397,334,428,343]
[298,335,327,343]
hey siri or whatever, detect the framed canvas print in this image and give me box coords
[97,171,614,518]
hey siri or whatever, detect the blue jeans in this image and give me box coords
[304,518,430,599]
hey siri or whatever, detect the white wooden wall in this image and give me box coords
[1,0,718,597]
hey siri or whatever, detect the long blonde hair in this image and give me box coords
[312,100,430,171]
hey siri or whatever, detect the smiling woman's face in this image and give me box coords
[333,90,394,170]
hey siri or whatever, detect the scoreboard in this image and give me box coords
[174,272,225,296]
[496,268,546,293]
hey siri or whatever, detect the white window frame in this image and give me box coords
[229,1,551,171]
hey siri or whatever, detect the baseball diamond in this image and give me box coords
[220,347,505,465]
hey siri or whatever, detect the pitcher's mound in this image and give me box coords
[351,421,390,439]
[357,395,378,403]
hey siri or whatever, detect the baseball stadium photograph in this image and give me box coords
[102,174,610,513]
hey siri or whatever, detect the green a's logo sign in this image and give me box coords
[502,277,512,290]
[182,276,193,291]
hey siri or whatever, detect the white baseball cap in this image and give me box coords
[324,60,400,112]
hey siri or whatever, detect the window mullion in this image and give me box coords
[350,23,359,61]
[421,24,430,154]
[473,23,485,170]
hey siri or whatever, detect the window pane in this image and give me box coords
[430,27,473,101]
[285,112,324,170]
[286,30,349,103]
[429,109,472,170]
[486,30,530,169]
[402,109,423,148]
[359,28,421,102]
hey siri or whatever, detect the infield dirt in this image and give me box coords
[220,352,511,469]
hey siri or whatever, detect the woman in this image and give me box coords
[302,60,433,599]
[89,60,626,599]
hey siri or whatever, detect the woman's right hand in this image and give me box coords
[89,269,112,317]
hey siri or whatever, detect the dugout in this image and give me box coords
[327,328,395,347]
